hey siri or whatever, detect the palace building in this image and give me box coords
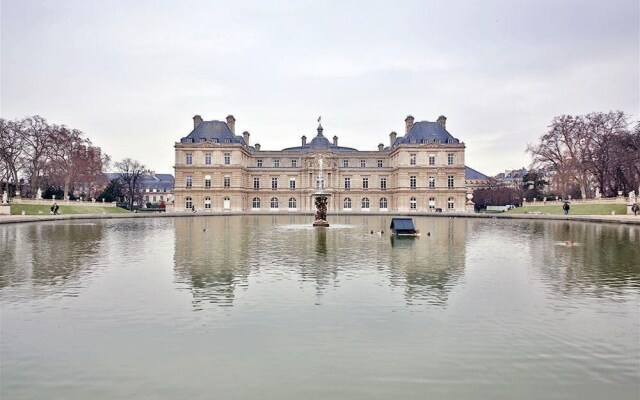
[173,114,473,213]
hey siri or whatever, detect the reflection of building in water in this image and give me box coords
[532,222,640,295]
[387,218,467,306]
[173,217,252,307]
[0,223,105,292]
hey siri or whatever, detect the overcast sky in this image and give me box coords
[2,0,638,176]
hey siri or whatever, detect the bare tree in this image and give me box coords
[20,116,54,197]
[115,158,147,210]
[0,118,24,194]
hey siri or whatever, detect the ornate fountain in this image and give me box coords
[312,157,330,227]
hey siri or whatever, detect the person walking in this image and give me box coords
[562,201,570,215]
[632,203,639,216]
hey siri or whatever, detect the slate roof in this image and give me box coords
[281,124,358,153]
[106,173,174,191]
[465,166,490,180]
[391,121,460,148]
[180,121,247,145]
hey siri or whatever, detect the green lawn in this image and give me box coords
[11,203,130,215]
[507,203,627,215]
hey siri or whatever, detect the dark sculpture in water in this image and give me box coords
[314,196,328,225]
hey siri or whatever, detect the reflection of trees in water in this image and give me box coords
[0,222,104,291]
[173,217,252,308]
[387,218,467,306]
[534,222,640,295]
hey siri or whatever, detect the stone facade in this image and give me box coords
[173,115,468,213]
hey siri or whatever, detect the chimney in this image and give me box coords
[226,115,236,134]
[193,115,203,129]
[405,115,414,135]
[437,115,447,129]
[333,136,338,146]
[378,143,384,151]
[242,131,250,145]
[254,143,261,151]
[389,131,397,146]
[302,135,307,146]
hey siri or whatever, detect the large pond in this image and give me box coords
[1,215,639,400]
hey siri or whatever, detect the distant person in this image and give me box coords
[562,202,570,215]
[191,205,196,213]
[50,204,55,214]
[54,203,59,215]
[632,203,639,216]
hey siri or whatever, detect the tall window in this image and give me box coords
[377,160,383,168]
[429,197,436,210]
[224,153,230,165]
[343,159,349,168]
[448,175,454,188]
[344,177,351,189]
[270,197,279,209]
[205,153,211,165]
[380,177,387,189]
[274,159,280,167]
[205,175,211,188]
[429,154,435,166]
[252,197,261,209]
[185,197,192,209]
[410,153,416,165]
[429,176,435,189]
[224,176,231,188]
[361,197,370,209]
[272,177,278,189]
[343,198,352,209]
[204,196,211,209]
[291,159,297,168]
[253,177,260,189]
[257,159,263,167]
[289,178,296,189]
[379,197,388,210]
[448,197,455,209]
[186,153,192,165]
[410,175,417,189]
[362,177,369,189]
[288,197,297,209]
[410,197,417,209]
[360,159,366,168]
[185,175,192,187]
[447,153,454,166]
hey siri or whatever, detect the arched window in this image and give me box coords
[252,197,261,209]
[270,197,279,209]
[379,197,388,210]
[204,196,211,209]
[429,197,436,210]
[410,197,417,210]
[343,197,352,210]
[185,196,192,209]
[223,196,230,209]
[447,197,454,209]
[288,197,297,209]
[361,197,370,210]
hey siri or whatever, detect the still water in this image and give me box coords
[1,215,639,399]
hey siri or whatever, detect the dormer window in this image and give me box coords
[224,138,231,143]
[213,138,219,143]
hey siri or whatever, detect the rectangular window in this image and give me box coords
[429,176,435,189]
[429,154,435,166]
[360,160,366,168]
[257,159,263,167]
[253,177,260,189]
[377,160,383,168]
[448,153,454,166]
[205,153,212,165]
[186,175,192,187]
[272,177,278,189]
[224,176,231,188]
[380,177,387,189]
[291,159,297,168]
[289,178,296,189]
[410,154,416,165]
[448,175,454,188]
[410,175,417,189]
[186,153,193,165]
[362,177,369,189]
[343,159,349,168]
[205,175,211,188]
[344,177,351,189]
[224,153,230,165]
[274,159,280,167]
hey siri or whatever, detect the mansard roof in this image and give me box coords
[180,121,247,145]
[393,121,460,147]
[465,166,490,180]
[281,124,358,153]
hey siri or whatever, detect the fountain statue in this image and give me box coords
[36,188,42,199]
[312,157,330,227]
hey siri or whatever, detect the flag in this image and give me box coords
[318,116,321,123]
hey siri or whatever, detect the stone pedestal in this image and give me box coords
[0,205,11,215]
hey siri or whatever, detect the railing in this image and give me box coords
[12,198,117,207]
[522,197,628,206]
